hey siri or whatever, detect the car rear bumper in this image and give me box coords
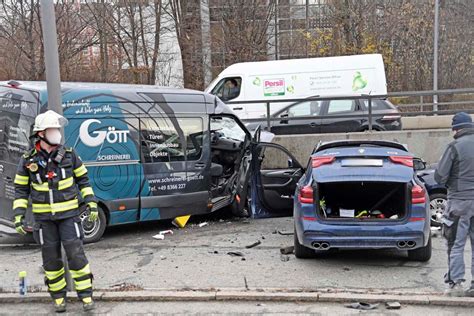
[301,232,425,250]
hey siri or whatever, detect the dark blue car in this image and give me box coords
[288,140,432,261]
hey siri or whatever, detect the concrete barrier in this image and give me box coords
[402,114,474,130]
[272,129,453,164]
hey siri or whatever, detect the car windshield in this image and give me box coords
[210,116,246,141]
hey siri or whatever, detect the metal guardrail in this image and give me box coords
[226,88,474,131]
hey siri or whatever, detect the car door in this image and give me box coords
[320,99,362,133]
[271,100,322,135]
[251,143,304,218]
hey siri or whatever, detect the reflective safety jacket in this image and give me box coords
[13,143,97,220]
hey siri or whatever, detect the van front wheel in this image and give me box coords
[80,206,107,244]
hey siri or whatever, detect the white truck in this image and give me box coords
[205,54,387,119]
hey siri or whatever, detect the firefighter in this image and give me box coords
[13,110,97,312]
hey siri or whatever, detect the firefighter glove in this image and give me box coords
[88,205,98,222]
[14,215,27,235]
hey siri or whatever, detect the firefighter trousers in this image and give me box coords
[33,216,93,299]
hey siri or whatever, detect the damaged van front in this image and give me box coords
[293,140,431,261]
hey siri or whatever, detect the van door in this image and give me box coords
[139,115,210,220]
[0,86,38,228]
[251,143,304,218]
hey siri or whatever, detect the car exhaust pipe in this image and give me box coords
[407,241,416,248]
[397,241,407,248]
[320,242,330,250]
[312,242,321,249]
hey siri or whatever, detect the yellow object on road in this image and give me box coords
[172,215,190,228]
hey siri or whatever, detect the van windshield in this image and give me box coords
[210,116,246,141]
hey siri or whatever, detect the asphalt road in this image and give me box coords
[0,301,472,315]
[0,214,471,294]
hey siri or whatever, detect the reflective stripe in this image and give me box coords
[58,177,74,190]
[13,199,28,210]
[73,165,87,177]
[45,268,65,280]
[49,278,67,292]
[74,222,80,238]
[74,279,92,291]
[32,199,79,214]
[88,202,98,209]
[14,174,29,185]
[39,228,44,245]
[32,182,49,192]
[81,187,94,198]
[70,264,91,279]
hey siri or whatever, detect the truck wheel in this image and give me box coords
[408,236,432,262]
[80,206,107,244]
[294,228,317,259]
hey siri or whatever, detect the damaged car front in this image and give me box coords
[293,140,431,261]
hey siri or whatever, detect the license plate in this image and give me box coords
[341,159,383,167]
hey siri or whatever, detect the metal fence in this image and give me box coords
[227,88,474,131]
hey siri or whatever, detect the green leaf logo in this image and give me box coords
[352,71,368,91]
[253,77,261,86]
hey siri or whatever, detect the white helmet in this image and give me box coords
[33,110,68,132]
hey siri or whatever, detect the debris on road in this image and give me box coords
[280,246,294,255]
[246,240,262,249]
[280,255,290,262]
[345,302,378,310]
[227,251,244,257]
[172,215,190,228]
[109,282,144,291]
[386,301,401,310]
[152,234,165,240]
[159,230,174,235]
[278,230,294,236]
[198,222,209,228]
[343,267,351,271]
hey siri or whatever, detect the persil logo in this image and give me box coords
[79,119,130,147]
[264,79,284,87]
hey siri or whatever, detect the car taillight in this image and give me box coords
[298,185,314,204]
[389,156,414,168]
[312,156,335,168]
[412,185,426,204]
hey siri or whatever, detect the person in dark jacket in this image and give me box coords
[13,110,97,312]
[435,112,474,297]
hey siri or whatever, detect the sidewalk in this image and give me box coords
[1,288,474,307]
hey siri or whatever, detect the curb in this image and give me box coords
[1,290,473,306]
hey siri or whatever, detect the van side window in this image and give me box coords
[141,117,203,163]
[211,77,242,102]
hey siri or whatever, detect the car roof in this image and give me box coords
[314,140,408,153]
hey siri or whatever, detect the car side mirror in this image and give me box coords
[280,112,289,124]
[413,158,426,171]
[288,158,294,168]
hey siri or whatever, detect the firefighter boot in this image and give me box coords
[53,297,66,313]
[82,297,95,311]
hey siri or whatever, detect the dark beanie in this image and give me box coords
[452,112,473,131]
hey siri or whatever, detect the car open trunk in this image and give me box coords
[317,181,409,220]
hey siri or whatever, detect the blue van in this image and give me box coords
[0,81,262,242]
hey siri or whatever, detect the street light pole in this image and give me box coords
[39,0,63,116]
[433,0,439,112]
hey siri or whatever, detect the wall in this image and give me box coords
[272,129,453,165]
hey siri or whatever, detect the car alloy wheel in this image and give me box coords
[429,195,447,226]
